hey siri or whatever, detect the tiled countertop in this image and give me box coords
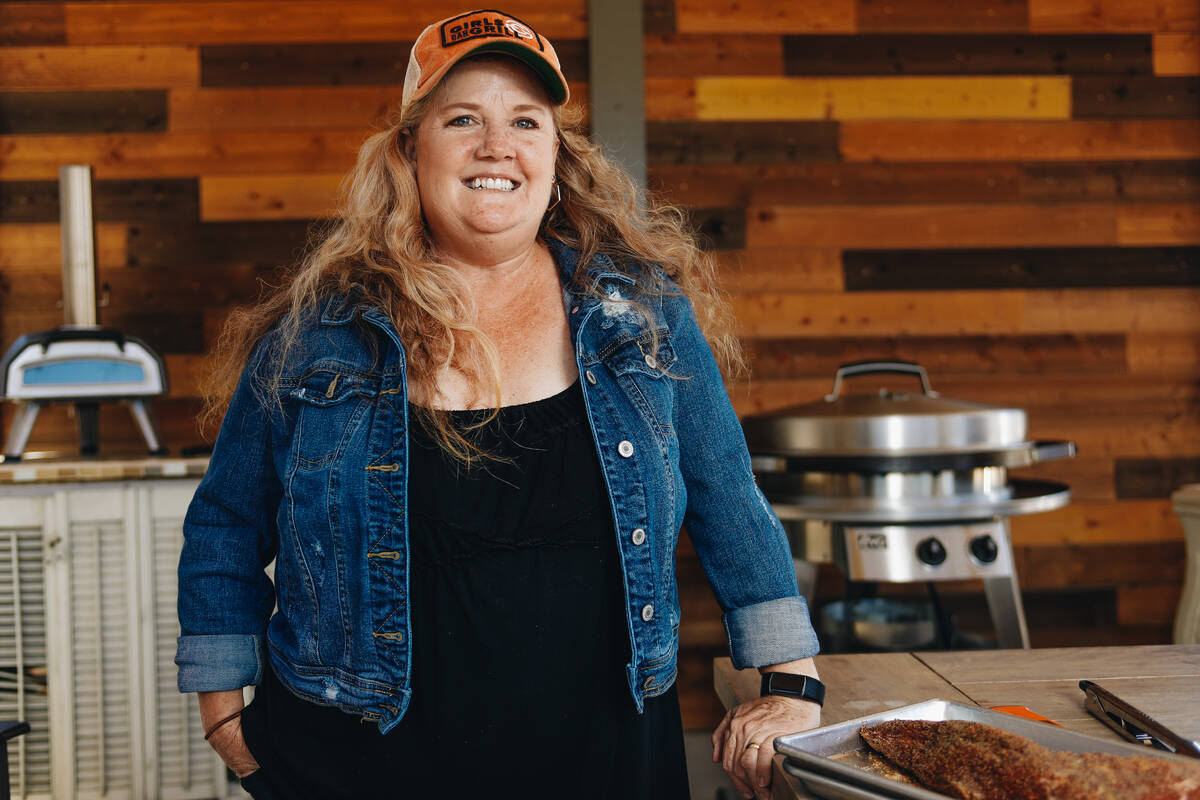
[0,456,209,484]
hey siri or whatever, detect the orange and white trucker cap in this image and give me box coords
[403,9,570,107]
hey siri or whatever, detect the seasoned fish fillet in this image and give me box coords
[859,719,1200,800]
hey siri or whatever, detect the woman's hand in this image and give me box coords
[198,690,260,778]
[712,659,823,800]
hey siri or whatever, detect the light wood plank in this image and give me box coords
[696,76,1071,121]
[200,173,342,221]
[0,222,127,268]
[170,87,396,132]
[0,45,198,91]
[1030,0,1199,32]
[64,2,587,45]
[841,120,1200,162]
[1023,288,1200,334]
[1154,34,1200,75]
[1010,500,1183,545]
[747,204,1116,249]
[1127,333,1200,374]
[645,78,697,121]
[675,0,856,34]
[917,645,1200,683]
[716,249,844,293]
[0,131,366,180]
[1117,203,1200,245]
[1119,583,1185,626]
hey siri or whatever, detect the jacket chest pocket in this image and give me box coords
[288,369,380,469]
[603,330,678,435]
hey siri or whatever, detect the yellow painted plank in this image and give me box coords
[170,87,396,132]
[1154,34,1200,75]
[201,173,342,221]
[0,45,198,91]
[675,0,855,34]
[64,2,587,44]
[0,223,127,269]
[747,204,1116,249]
[1030,0,1199,32]
[0,131,365,180]
[1011,501,1182,546]
[1117,203,1200,245]
[645,78,697,121]
[841,120,1200,162]
[696,76,1072,121]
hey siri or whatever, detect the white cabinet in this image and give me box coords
[0,480,238,800]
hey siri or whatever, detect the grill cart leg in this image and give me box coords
[2,403,42,461]
[984,574,1031,649]
[127,399,167,455]
[75,401,99,455]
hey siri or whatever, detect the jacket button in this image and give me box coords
[644,354,657,369]
[585,370,597,385]
[641,604,654,621]
[631,528,646,545]
[618,440,634,458]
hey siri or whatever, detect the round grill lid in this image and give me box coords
[742,361,1028,456]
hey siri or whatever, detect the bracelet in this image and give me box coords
[203,709,244,741]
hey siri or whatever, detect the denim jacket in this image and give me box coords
[176,242,819,733]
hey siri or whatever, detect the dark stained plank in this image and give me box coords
[201,39,588,87]
[0,90,166,135]
[643,0,676,35]
[646,121,839,165]
[784,34,1152,75]
[687,207,745,251]
[857,0,1028,32]
[645,34,782,77]
[1115,456,1200,498]
[1013,541,1186,587]
[1020,161,1200,203]
[127,220,319,268]
[0,179,198,223]
[843,246,1200,291]
[745,334,1127,380]
[0,3,66,46]
[1073,76,1200,119]
[109,310,207,354]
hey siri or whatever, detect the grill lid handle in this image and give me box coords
[826,360,937,402]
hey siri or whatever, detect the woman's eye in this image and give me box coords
[448,115,473,127]
[514,118,539,129]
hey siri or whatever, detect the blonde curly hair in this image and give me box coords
[203,57,744,462]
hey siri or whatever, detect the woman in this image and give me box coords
[176,10,822,799]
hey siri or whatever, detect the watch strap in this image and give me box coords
[760,672,825,707]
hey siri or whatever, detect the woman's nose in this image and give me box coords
[476,125,513,158]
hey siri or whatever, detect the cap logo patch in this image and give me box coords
[439,10,544,51]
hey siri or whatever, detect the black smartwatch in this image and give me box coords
[761,672,826,707]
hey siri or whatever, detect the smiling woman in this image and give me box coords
[176,8,823,800]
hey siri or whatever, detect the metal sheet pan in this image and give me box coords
[775,699,1195,800]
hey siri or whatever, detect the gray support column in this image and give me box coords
[587,0,646,192]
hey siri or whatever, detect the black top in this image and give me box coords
[240,381,690,800]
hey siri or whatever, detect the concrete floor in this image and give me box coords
[684,730,740,800]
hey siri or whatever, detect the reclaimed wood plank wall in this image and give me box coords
[1,0,1198,727]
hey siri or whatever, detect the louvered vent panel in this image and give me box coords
[69,520,134,799]
[151,505,222,799]
[0,525,52,800]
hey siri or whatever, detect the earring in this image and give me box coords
[547,177,562,213]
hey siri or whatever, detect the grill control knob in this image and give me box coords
[916,537,947,566]
[970,535,1000,564]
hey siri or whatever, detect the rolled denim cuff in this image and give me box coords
[724,595,820,669]
[175,634,264,692]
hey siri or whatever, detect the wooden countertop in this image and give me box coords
[0,456,208,485]
[714,645,1200,799]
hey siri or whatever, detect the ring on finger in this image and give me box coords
[745,741,762,751]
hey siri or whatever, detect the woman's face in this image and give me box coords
[410,57,559,255]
